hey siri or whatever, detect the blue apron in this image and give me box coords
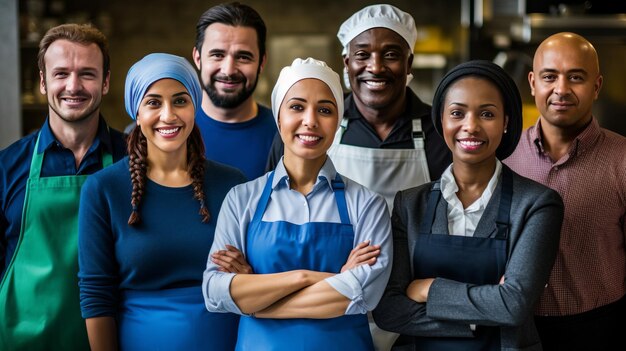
[237,171,374,351]
[118,285,239,351]
[411,167,512,351]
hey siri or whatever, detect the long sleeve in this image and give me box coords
[202,184,250,315]
[325,181,392,315]
[426,183,563,326]
[78,175,119,319]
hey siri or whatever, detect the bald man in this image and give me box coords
[505,32,626,350]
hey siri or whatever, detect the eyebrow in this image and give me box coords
[539,68,588,75]
[287,97,337,107]
[448,102,499,108]
[143,91,191,99]
[208,48,255,57]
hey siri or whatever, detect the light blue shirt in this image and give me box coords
[202,157,392,316]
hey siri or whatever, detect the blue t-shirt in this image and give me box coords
[0,117,127,279]
[77,157,246,318]
[196,104,277,180]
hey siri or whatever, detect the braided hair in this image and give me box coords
[127,125,209,225]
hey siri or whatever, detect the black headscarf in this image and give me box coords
[431,60,522,160]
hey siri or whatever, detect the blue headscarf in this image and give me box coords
[124,53,202,120]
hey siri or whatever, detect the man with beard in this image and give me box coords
[192,2,277,180]
[0,24,126,350]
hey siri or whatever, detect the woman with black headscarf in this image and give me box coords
[373,60,564,351]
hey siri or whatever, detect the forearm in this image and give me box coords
[231,270,332,314]
[256,279,349,319]
[86,316,118,351]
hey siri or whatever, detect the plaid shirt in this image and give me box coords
[504,117,626,316]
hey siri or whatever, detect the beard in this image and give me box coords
[203,66,261,109]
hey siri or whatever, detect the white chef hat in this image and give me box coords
[337,4,417,54]
[271,58,344,129]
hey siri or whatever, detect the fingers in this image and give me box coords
[211,252,243,273]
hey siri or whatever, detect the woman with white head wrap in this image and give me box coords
[203,58,393,350]
[78,53,246,350]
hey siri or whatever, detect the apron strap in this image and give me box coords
[252,171,276,223]
[28,133,45,180]
[419,181,441,234]
[331,174,351,225]
[412,119,425,149]
[495,167,513,240]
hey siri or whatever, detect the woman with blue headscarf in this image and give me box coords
[77,53,246,350]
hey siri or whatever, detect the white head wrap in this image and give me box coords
[337,4,417,54]
[337,4,417,89]
[271,58,344,129]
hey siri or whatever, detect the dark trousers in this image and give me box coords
[535,295,626,351]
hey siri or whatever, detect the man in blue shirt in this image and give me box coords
[192,2,277,180]
[0,24,126,350]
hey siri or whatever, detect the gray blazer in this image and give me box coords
[373,166,564,351]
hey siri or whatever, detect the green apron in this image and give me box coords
[0,133,112,350]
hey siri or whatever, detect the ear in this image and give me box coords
[39,71,46,95]
[192,47,201,70]
[593,74,603,100]
[528,71,535,96]
[343,53,349,68]
[259,52,267,74]
[504,115,509,133]
[407,53,414,74]
[102,70,111,95]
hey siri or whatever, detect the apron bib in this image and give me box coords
[236,171,374,351]
[0,133,112,350]
[327,118,430,213]
[118,286,239,351]
[410,168,513,351]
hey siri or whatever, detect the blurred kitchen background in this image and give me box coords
[1,0,625,149]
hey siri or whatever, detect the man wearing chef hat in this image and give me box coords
[267,4,450,213]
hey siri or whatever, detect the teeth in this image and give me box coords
[64,98,83,103]
[298,135,320,142]
[365,81,386,87]
[459,140,483,146]
[158,127,180,135]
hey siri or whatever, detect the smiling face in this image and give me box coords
[136,78,195,158]
[40,39,109,125]
[192,23,264,109]
[529,33,602,132]
[441,77,507,167]
[278,78,339,166]
[344,28,412,115]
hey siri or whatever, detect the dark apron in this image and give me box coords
[118,285,239,350]
[0,133,112,350]
[236,171,374,351]
[411,167,512,351]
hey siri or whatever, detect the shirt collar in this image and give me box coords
[272,156,339,191]
[37,115,114,155]
[440,160,502,212]
[531,116,601,158]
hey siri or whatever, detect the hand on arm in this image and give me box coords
[341,240,380,272]
[211,245,253,274]
[86,317,118,351]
